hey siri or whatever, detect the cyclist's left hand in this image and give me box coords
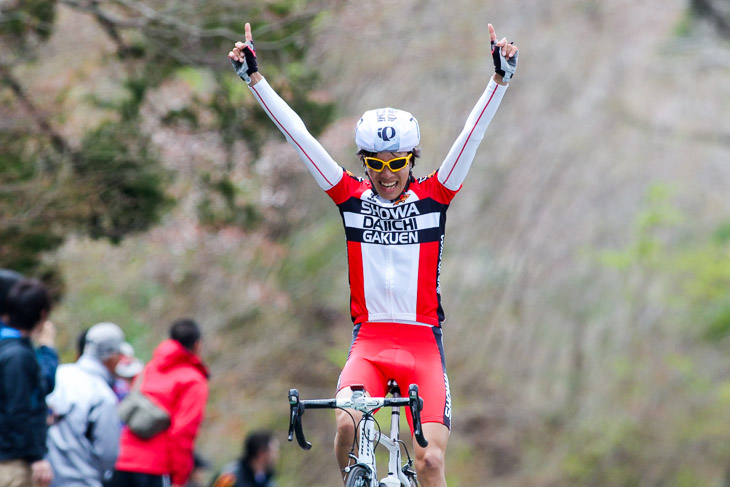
[489,23,518,84]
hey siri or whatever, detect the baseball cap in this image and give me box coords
[84,322,125,360]
[115,342,144,378]
[355,107,420,153]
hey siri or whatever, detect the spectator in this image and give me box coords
[209,431,279,487]
[111,318,209,487]
[0,278,55,487]
[0,269,58,394]
[187,452,210,487]
[0,269,23,325]
[71,328,142,401]
[113,342,144,401]
[75,327,89,360]
[45,322,127,487]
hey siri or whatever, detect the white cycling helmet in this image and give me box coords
[355,107,420,153]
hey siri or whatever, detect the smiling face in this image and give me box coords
[364,151,412,201]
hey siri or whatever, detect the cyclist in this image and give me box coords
[229,22,518,487]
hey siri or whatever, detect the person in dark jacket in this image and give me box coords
[0,269,59,394]
[209,431,279,487]
[110,318,209,487]
[0,278,55,487]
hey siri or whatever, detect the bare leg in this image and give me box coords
[414,423,449,487]
[334,387,362,485]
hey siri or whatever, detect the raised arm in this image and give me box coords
[438,23,518,191]
[228,23,343,191]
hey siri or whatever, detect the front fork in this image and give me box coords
[345,403,417,487]
[344,414,378,486]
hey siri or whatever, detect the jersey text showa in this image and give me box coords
[361,200,420,244]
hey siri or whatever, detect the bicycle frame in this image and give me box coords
[288,383,428,487]
[349,386,409,487]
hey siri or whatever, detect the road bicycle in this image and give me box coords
[288,381,429,487]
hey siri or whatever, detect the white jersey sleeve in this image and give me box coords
[249,77,343,190]
[437,78,508,191]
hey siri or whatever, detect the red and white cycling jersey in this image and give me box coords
[250,77,506,326]
[325,169,454,325]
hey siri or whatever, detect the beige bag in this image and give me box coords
[118,370,170,439]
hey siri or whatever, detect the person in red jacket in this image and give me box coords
[110,318,209,487]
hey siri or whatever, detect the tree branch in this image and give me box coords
[89,0,132,56]
[60,0,325,50]
[0,66,72,157]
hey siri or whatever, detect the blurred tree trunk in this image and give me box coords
[692,0,730,37]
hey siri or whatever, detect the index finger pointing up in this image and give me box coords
[488,23,496,43]
[245,22,252,43]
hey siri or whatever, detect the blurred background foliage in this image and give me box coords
[2,0,730,486]
[0,0,335,286]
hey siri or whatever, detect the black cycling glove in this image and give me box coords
[491,40,518,82]
[230,40,258,84]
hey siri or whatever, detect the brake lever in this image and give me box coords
[288,389,312,450]
[408,384,429,448]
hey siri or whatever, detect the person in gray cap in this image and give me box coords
[45,322,127,487]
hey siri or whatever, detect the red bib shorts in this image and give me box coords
[337,322,452,431]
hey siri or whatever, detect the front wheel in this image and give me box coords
[344,465,372,487]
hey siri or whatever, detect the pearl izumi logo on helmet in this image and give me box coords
[377,126,396,142]
[355,107,421,153]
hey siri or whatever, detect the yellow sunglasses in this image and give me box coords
[363,153,413,173]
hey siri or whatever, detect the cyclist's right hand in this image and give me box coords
[229,22,259,84]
